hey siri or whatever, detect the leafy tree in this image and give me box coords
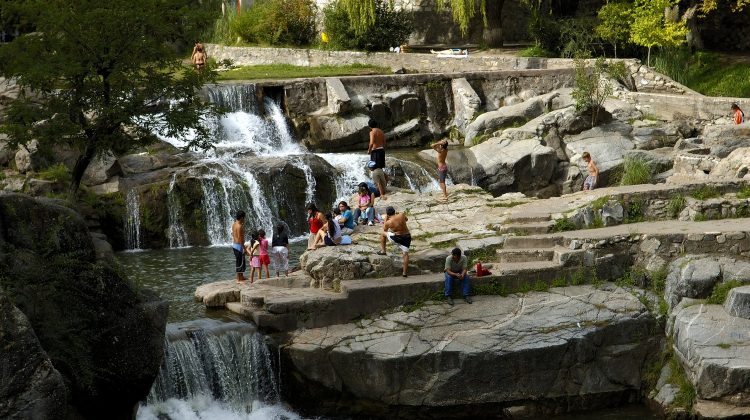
[572,57,613,127]
[324,0,413,51]
[629,0,687,66]
[596,1,634,58]
[0,0,221,193]
[698,0,750,13]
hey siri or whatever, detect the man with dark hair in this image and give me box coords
[232,211,247,283]
[444,247,472,305]
[367,118,387,200]
[377,206,411,277]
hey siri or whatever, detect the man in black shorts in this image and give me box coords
[377,206,411,277]
[367,119,387,200]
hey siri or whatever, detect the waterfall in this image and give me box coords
[205,84,259,113]
[125,189,142,250]
[317,153,370,204]
[167,174,189,248]
[139,319,299,419]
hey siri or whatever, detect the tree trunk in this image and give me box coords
[482,0,505,48]
[69,142,96,195]
[647,46,651,67]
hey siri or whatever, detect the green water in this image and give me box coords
[117,243,307,322]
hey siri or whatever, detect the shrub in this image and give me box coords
[231,0,317,46]
[667,194,686,218]
[38,163,72,185]
[323,0,413,51]
[620,157,653,186]
[690,185,720,200]
[573,57,613,127]
[553,216,576,232]
[518,44,555,57]
[706,280,743,305]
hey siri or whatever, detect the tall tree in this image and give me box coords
[629,0,687,66]
[596,1,634,58]
[0,0,221,193]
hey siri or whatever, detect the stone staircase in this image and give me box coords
[498,213,555,235]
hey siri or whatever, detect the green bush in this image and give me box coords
[38,163,72,185]
[231,0,317,46]
[690,185,720,200]
[620,157,653,186]
[323,0,413,51]
[706,280,743,305]
[667,194,686,218]
[553,216,576,232]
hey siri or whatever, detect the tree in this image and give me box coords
[0,0,221,193]
[572,57,613,127]
[596,1,634,58]
[698,0,750,13]
[629,0,688,66]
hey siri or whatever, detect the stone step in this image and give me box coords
[499,221,555,235]
[505,212,551,224]
[496,261,561,273]
[503,235,564,249]
[496,248,554,263]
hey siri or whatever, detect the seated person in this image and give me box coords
[353,184,375,225]
[444,247,472,305]
[313,212,342,248]
[337,201,356,235]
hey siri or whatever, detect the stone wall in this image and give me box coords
[626,92,750,121]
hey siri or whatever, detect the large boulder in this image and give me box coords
[418,147,484,187]
[703,123,750,158]
[82,152,123,186]
[470,138,557,196]
[282,285,660,417]
[664,256,722,309]
[451,78,482,135]
[711,147,750,179]
[725,285,750,319]
[463,95,552,146]
[305,113,370,152]
[0,292,67,419]
[565,121,635,187]
[623,148,675,175]
[0,194,168,419]
[14,140,47,174]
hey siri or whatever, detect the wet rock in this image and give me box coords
[325,78,351,114]
[305,113,370,151]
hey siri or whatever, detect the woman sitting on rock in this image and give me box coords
[313,212,342,248]
[353,183,375,225]
[306,203,325,250]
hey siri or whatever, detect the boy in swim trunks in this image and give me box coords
[431,139,449,200]
[582,152,599,191]
[377,206,411,277]
[231,211,247,283]
[367,119,387,200]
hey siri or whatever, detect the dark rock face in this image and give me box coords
[0,292,67,419]
[0,194,168,419]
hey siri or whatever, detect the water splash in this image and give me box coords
[141,319,290,418]
[167,173,189,248]
[125,189,142,250]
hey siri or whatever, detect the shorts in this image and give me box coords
[387,232,411,253]
[370,148,386,169]
[251,256,261,268]
[584,175,598,190]
[438,164,448,183]
[233,247,246,273]
[259,254,270,266]
[324,236,338,246]
[371,168,386,189]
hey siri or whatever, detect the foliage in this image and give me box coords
[605,60,630,86]
[37,163,71,185]
[591,195,610,212]
[0,0,220,193]
[629,0,688,66]
[669,357,697,409]
[625,196,645,223]
[738,186,750,199]
[208,4,238,44]
[706,280,743,304]
[690,185,720,200]
[518,45,556,58]
[698,0,750,14]
[323,0,413,51]
[572,57,613,127]
[435,0,487,36]
[620,157,653,186]
[655,50,750,97]
[596,1,634,58]
[559,17,599,58]
[667,194,686,218]
[217,63,390,80]
[231,0,317,46]
[553,216,576,232]
[653,47,692,86]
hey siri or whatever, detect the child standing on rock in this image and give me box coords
[582,152,599,191]
[258,229,271,279]
[247,232,261,282]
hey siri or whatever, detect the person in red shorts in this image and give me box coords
[257,229,271,279]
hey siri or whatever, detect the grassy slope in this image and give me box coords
[656,51,750,98]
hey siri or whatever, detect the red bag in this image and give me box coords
[475,262,492,277]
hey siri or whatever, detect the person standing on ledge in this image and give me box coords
[377,206,411,277]
[191,43,207,72]
[582,152,599,191]
[431,139,449,200]
[367,119,387,200]
[732,103,745,125]
[231,211,247,284]
[444,247,472,306]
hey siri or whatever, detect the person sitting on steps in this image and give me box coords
[444,247,472,306]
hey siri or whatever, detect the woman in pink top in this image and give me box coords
[258,229,271,279]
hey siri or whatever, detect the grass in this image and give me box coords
[669,357,697,409]
[737,186,750,199]
[553,216,576,232]
[706,280,743,305]
[620,157,653,186]
[717,343,731,350]
[590,195,610,212]
[518,44,556,58]
[473,281,509,297]
[217,63,391,80]
[690,185,721,200]
[37,163,71,184]
[487,201,526,208]
[655,50,750,98]
[624,197,645,224]
[668,194,686,219]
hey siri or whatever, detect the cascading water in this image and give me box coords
[167,174,190,248]
[138,319,300,419]
[125,188,142,250]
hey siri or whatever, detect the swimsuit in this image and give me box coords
[386,232,411,253]
[370,147,385,169]
[438,163,448,183]
[584,175,597,189]
[232,243,246,273]
[259,238,270,265]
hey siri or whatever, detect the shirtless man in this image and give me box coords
[431,139,449,200]
[191,43,207,72]
[582,152,599,191]
[377,206,411,277]
[367,119,387,200]
[231,211,247,283]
